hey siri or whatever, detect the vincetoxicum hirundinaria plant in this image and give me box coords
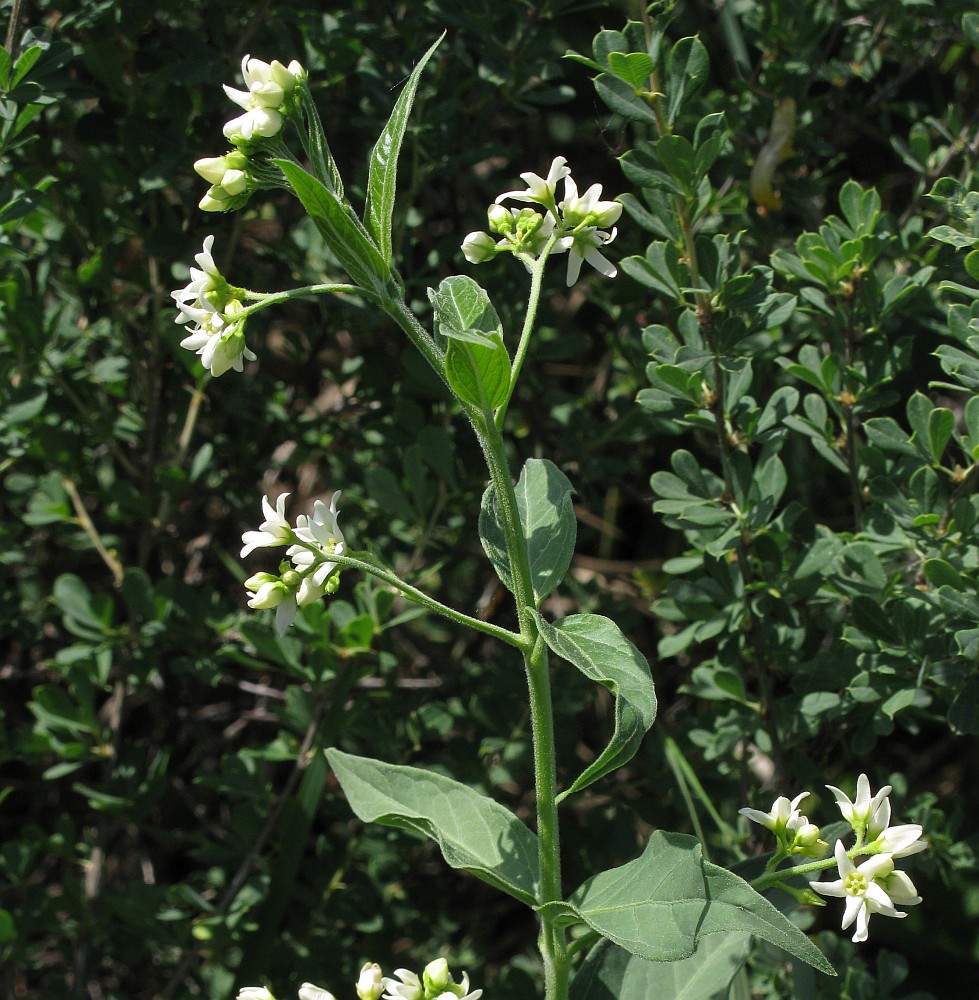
[172,41,928,1000]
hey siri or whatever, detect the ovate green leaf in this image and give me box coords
[545,830,833,975]
[327,748,540,906]
[479,459,576,605]
[445,335,511,412]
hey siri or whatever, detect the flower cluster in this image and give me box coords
[810,774,925,943]
[462,155,622,287]
[194,151,253,213]
[240,491,345,635]
[236,958,482,1000]
[194,56,305,212]
[172,235,255,377]
[224,54,305,142]
[741,773,926,944]
[738,791,828,859]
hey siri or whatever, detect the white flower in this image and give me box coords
[877,868,922,907]
[223,55,304,141]
[382,969,422,1000]
[237,989,275,1000]
[559,175,623,229]
[181,316,255,377]
[357,963,385,1000]
[495,155,570,210]
[172,234,222,314]
[809,841,916,943]
[873,823,928,858]
[241,493,294,557]
[173,237,255,376]
[826,773,892,835]
[739,791,809,834]
[298,984,336,1000]
[288,492,344,592]
[224,105,283,141]
[448,971,482,1000]
[560,226,617,286]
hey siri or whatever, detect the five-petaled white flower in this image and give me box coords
[560,226,617,287]
[826,773,891,836]
[494,155,570,212]
[559,175,623,230]
[739,791,810,834]
[872,822,928,858]
[810,841,920,943]
[288,492,345,603]
[223,55,304,141]
[172,234,223,315]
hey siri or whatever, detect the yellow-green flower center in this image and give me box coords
[844,872,867,896]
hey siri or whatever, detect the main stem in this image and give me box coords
[383,270,568,996]
[476,411,568,1000]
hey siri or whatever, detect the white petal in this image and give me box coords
[583,244,616,278]
[222,84,252,110]
[274,595,298,635]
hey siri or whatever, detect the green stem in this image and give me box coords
[328,551,527,650]
[496,234,559,429]
[750,855,839,891]
[473,410,567,1000]
[241,283,366,315]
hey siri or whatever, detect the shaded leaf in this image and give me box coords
[479,459,576,605]
[570,933,750,1000]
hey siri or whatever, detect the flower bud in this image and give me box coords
[487,203,513,234]
[246,579,287,610]
[195,156,233,185]
[512,207,542,234]
[461,231,498,264]
[356,963,384,1000]
[423,958,451,993]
